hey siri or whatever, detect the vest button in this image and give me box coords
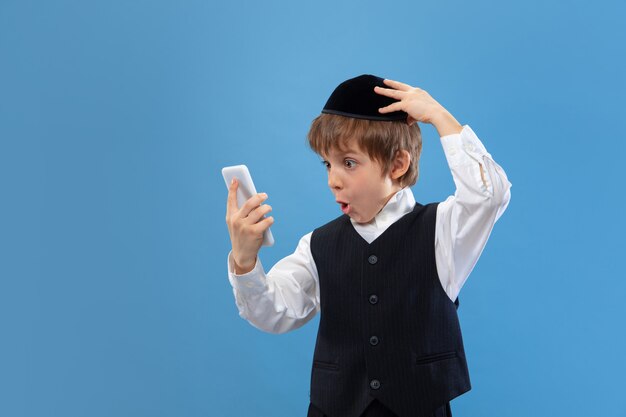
[369,294,378,305]
[369,336,379,346]
[367,255,378,265]
[370,379,381,390]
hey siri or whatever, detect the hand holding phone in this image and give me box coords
[223,165,275,266]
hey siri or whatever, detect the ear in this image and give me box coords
[390,150,411,181]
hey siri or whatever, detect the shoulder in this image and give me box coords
[311,214,349,243]
[422,201,440,214]
[426,201,440,219]
[406,201,441,236]
[412,201,440,222]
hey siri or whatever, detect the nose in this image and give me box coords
[327,168,342,190]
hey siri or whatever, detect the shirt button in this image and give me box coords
[369,336,379,346]
[368,255,378,265]
[370,379,381,390]
[369,294,378,305]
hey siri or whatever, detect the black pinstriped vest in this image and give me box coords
[309,202,471,417]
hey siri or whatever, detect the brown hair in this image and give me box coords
[307,113,422,187]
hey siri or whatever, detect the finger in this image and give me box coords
[251,216,274,234]
[383,78,413,91]
[378,102,404,114]
[374,86,404,100]
[227,178,240,214]
[239,192,269,218]
[245,204,272,225]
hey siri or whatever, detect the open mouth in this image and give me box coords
[338,201,351,214]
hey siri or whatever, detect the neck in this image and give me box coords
[376,186,404,215]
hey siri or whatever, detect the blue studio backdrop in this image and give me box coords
[1,0,625,416]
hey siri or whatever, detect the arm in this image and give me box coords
[226,233,320,334]
[225,179,319,333]
[374,80,511,301]
[435,125,512,301]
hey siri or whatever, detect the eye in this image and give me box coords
[344,159,357,169]
[321,160,330,169]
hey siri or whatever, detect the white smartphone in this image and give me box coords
[222,164,275,247]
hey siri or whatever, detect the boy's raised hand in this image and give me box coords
[374,79,447,126]
[226,178,274,275]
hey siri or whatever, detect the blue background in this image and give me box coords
[1,0,625,416]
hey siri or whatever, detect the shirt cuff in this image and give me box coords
[227,251,267,293]
[440,125,490,167]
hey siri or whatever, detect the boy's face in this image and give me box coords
[321,140,399,224]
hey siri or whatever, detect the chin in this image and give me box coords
[352,214,374,225]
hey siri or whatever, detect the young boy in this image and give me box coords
[225,74,511,417]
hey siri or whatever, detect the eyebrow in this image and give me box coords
[330,149,361,157]
[321,146,363,161]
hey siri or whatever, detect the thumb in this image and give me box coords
[227,178,239,213]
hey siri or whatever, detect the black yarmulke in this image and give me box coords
[321,74,408,121]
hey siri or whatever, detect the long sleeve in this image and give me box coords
[435,125,512,302]
[226,125,511,330]
[226,232,320,334]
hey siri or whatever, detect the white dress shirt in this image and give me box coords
[226,125,512,334]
